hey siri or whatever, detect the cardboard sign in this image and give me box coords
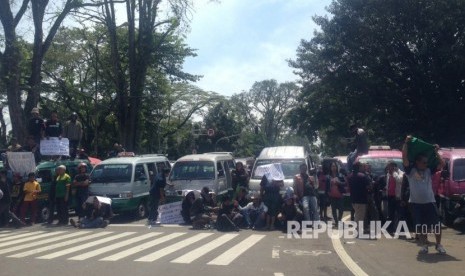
[158,201,184,224]
[7,152,36,177]
[40,137,69,156]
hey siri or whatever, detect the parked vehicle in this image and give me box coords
[249,146,315,192]
[89,155,171,218]
[356,146,403,178]
[166,153,235,201]
[438,148,465,225]
[35,159,93,222]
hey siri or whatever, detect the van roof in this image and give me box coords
[177,153,234,162]
[99,156,168,165]
[439,148,465,159]
[358,150,402,159]
[258,146,306,159]
[36,159,91,170]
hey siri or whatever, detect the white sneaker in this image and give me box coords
[435,244,446,254]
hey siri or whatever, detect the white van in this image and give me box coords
[89,155,171,218]
[166,153,235,199]
[249,146,315,192]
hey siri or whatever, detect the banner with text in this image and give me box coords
[40,137,69,156]
[158,201,184,224]
[7,152,36,177]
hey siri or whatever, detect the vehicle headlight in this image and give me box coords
[119,192,133,199]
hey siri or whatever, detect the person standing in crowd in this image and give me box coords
[232,162,250,194]
[347,124,369,171]
[260,166,284,231]
[22,135,41,164]
[327,161,345,225]
[364,163,379,224]
[374,165,388,224]
[294,163,320,224]
[348,162,371,235]
[73,163,90,222]
[402,136,446,254]
[237,194,268,230]
[148,168,169,225]
[7,137,22,152]
[10,173,24,217]
[0,171,25,228]
[53,165,71,225]
[20,172,41,225]
[63,112,83,160]
[385,162,404,232]
[318,165,330,221]
[28,107,45,144]
[45,110,63,139]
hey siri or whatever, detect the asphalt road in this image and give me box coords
[0,213,463,276]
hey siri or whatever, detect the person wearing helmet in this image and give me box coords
[73,163,90,221]
[63,112,83,160]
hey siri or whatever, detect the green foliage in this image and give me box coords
[290,0,465,156]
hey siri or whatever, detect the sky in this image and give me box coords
[182,0,332,96]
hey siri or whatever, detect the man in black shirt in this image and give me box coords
[73,163,90,221]
[28,107,45,144]
[348,162,371,233]
[147,168,170,225]
[45,110,63,138]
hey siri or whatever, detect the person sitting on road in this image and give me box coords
[200,186,216,208]
[277,191,303,231]
[70,196,112,228]
[237,193,267,230]
[234,187,249,208]
[216,195,242,231]
[181,191,196,224]
[190,194,217,229]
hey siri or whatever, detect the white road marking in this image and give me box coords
[68,232,162,260]
[0,231,44,243]
[207,234,265,266]
[1,231,87,256]
[171,233,238,264]
[272,246,280,259]
[135,233,214,262]
[109,224,183,228]
[274,273,285,276]
[0,231,25,238]
[7,232,112,258]
[37,232,135,259]
[100,232,186,261]
[0,231,65,248]
[331,215,369,276]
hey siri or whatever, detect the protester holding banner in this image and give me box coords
[45,110,63,139]
[258,163,285,231]
[63,113,83,160]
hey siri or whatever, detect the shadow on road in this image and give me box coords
[417,253,462,263]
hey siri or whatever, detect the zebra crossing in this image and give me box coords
[0,229,265,266]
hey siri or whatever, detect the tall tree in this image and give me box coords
[290,0,465,155]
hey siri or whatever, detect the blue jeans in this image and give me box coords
[243,210,265,228]
[81,217,103,228]
[302,196,320,222]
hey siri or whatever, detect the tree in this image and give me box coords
[290,0,465,155]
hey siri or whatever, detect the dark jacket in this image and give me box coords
[348,172,370,204]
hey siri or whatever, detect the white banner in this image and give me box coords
[40,137,69,156]
[7,152,36,177]
[158,201,184,224]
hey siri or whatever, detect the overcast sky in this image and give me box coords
[182,0,332,96]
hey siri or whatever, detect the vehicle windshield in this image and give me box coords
[170,161,215,180]
[452,158,465,182]
[357,157,404,177]
[90,164,133,183]
[252,159,304,179]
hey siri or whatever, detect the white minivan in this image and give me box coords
[249,146,315,192]
[166,153,235,199]
[89,155,171,218]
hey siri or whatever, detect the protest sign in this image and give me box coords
[7,152,36,177]
[40,137,70,156]
[158,201,184,224]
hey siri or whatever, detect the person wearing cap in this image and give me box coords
[52,165,71,225]
[147,168,170,225]
[73,163,90,221]
[236,194,267,230]
[20,172,41,225]
[28,107,45,144]
[63,112,83,160]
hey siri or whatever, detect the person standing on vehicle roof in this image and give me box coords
[147,168,170,225]
[28,107,45,144]
[73,163,90,221]
[63,113,83,160]
[45,110,63,139]
[347,124,369,171]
